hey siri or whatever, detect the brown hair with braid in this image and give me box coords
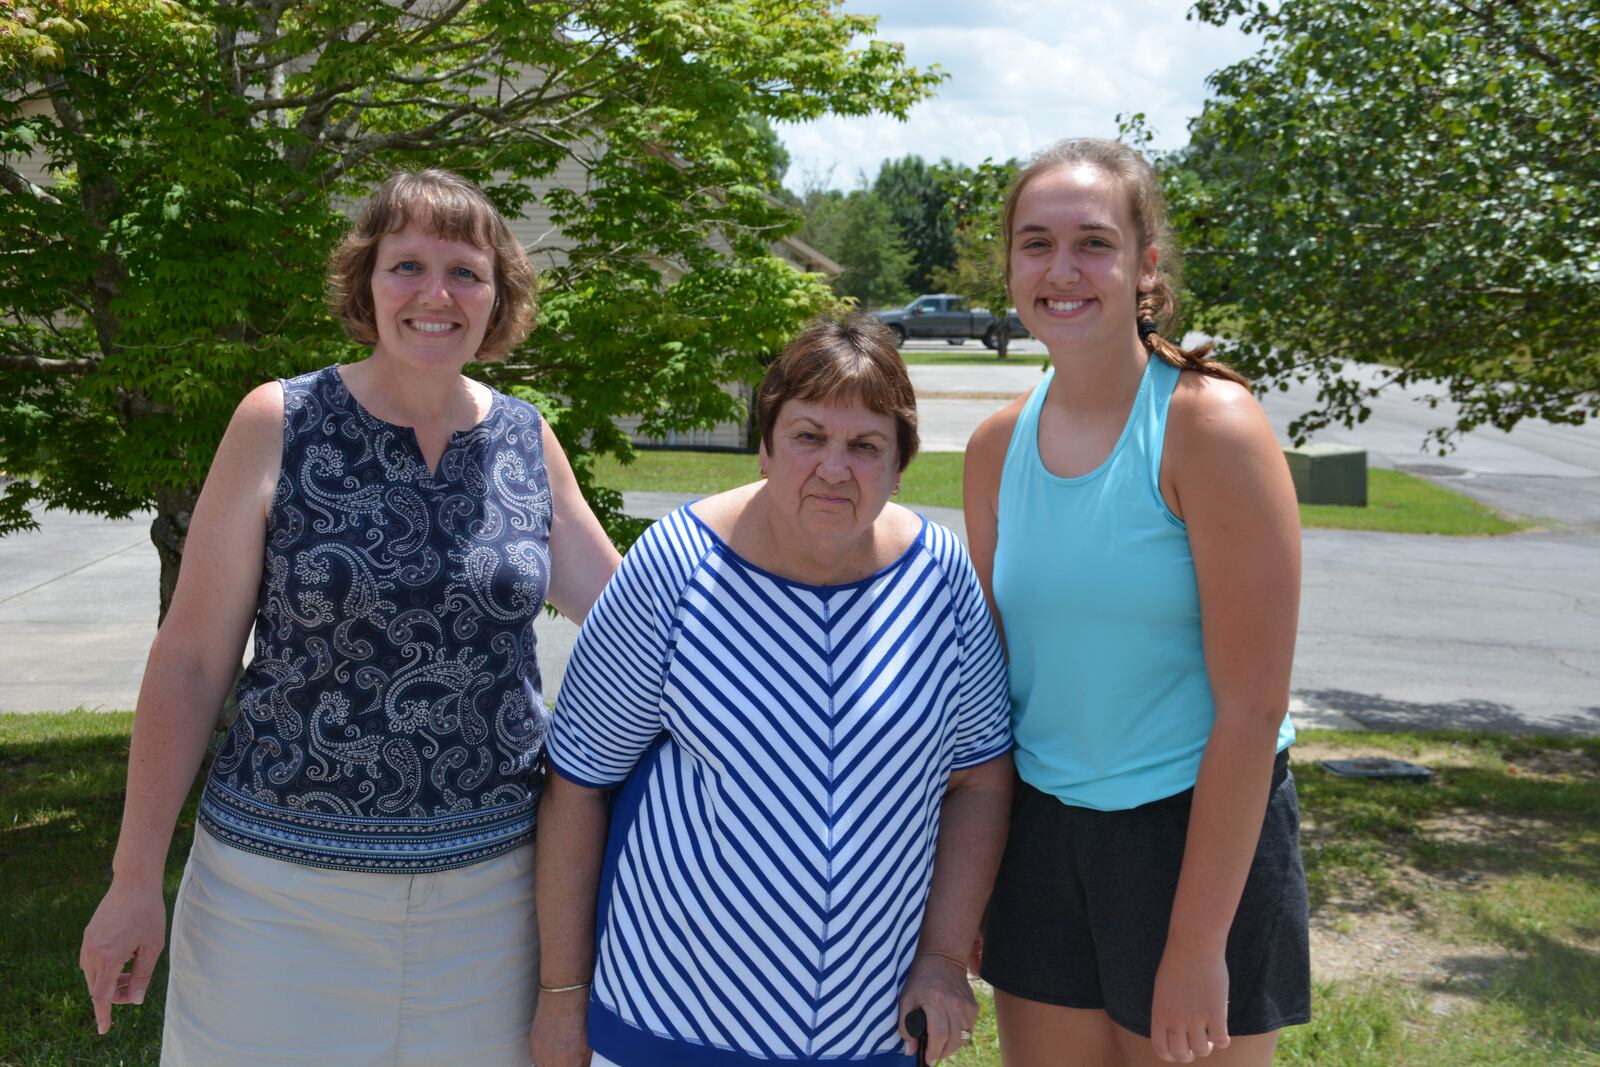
[1001,138,1248,387]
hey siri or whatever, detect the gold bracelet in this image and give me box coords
[538,980,592,994]
[917,950,969,972]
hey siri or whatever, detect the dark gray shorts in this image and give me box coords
[981,749,1311,1038]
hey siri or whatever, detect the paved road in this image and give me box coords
[3,358,1597,733]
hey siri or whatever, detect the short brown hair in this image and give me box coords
[327,169,536,362]
[756,314,919,472]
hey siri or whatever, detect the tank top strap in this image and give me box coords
[1137,357,1183,505]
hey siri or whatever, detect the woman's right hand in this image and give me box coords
[530,988,591,1067]
[79,877,167,1035]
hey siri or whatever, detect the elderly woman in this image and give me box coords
[530,314,1013,1067]
[79,168,620,1064]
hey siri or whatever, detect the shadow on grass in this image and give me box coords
[1297,689,1600,736]
[1428,933,1600,1052]
[1,718,201,1067]
[1297,749,1600,914]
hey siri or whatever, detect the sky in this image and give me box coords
[779,0,1262,193]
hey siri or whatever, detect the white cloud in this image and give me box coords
[781,0,1261,191]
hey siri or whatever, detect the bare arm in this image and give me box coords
[897,755,1014,1062]
[1149,374,1302,1062]
[542,421,620,624]
[529,771,611,1067]
[961,396,1026,650]
[79,382,283,1034]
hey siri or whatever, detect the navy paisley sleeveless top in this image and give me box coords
[198,366,553,872]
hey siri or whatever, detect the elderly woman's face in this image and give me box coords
[761,394,900,538]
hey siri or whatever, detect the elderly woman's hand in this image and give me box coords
[897,952,979,1063]
[530,987,591,1067]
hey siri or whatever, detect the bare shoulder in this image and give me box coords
[965,390,1031,482]
[211,381,285,483]
[1166,370,1295,524]
[1167,370,1277,460]
[233,380,285,436]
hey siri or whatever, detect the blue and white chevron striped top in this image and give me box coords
[548,506,1011,1067]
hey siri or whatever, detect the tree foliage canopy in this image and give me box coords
[792,182,916,310]
[0,0,939,612]
[1175,0,1599,446]
[931,158,1018,357]
[872,154,955,294]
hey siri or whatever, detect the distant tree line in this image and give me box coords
[783,154,1014,311]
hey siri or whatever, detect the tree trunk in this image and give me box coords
[150,486,198,625]
[996,318,1011,361]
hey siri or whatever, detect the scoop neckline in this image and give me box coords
[684,505,928,594]
[1030,357,1155,486]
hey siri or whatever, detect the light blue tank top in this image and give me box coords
[993,357,1294,811]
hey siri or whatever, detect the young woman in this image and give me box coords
[965,139,1310,1066]
[78,168,620,1064]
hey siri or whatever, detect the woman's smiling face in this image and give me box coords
[1008,163,1158,356]
[369,221,497,369]
[760,394,900,541]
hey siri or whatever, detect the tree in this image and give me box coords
[831,188,915,309]
[0,0,940,617]
[932,158,1018,358]
[873,154,955,293]
[792,182,914,308]
[1177,0,1599,447]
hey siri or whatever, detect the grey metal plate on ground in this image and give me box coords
[1319,758,1434,781]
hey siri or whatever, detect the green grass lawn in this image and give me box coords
[1300,469,1527,536]
[7,716,1596,1066]
[1,711,200,1066]
[591,449,965,509]
[896,347,1050,368]
[592,451,1526,535]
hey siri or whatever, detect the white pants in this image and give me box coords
[161,827,538,1066]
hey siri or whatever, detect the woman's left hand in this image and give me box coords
[897,953,978,1063]
[1149,939,1230,1062]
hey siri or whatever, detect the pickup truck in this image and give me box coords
[869,294,1030,349]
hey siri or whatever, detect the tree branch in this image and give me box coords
[0,353,98,375]
[0,163,61,205]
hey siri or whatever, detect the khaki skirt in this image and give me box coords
[161,827,537,1067]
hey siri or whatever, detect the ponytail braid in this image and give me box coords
[1137,284,1248,388]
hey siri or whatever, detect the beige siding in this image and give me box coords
[3,95,57,190]
[615,379,753,450]
[505,145,594,274]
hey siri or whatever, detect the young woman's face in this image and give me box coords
[760,394,900,542]
[1008,164,1158,356]
[369,221,497,369]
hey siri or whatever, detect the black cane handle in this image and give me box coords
[904,1007,929,1066]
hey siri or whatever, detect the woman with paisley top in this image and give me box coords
[79,169,620,1065]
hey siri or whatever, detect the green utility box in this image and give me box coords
[1285,444,1367,507]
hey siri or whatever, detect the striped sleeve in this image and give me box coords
[547,510,711,788]
[927,523,1013,770]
